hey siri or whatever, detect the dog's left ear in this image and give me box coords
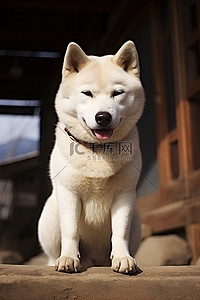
[62,43,90,77]
[113,41,140,77]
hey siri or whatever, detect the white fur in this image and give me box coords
[38,41,145,273]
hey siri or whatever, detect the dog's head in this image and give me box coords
[55,41,145,142]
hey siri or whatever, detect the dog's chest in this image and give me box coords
[79,178,114,225]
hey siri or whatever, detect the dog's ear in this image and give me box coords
[62,43,90,76]
[113,41,140,77]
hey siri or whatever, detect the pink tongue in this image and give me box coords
[93,129,113,140]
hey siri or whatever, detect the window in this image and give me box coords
[0,99,40,165]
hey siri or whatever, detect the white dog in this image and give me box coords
[38,41,145,274]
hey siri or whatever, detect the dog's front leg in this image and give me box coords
[55,182,81,272]
[111,190,137,274]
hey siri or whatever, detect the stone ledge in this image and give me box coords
[0,264,200,299]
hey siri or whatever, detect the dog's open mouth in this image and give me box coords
[91,129,113,140]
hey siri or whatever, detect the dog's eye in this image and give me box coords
[81,90,93,98]
[112,90,125,97]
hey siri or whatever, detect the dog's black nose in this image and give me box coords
[95,111,112,127]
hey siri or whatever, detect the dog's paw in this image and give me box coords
[55,256,80,273]
[111,256,137,274]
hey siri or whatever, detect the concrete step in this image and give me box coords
[0,264,200,299]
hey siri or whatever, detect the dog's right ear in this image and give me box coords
[62,43,90,77]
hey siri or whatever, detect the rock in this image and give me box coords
[24,252,48,265]
[135,234,192,266]
[0,264,200,300]
[0,250,23,264]
[195,257,200,265]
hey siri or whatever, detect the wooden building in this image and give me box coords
[0,0,199,263]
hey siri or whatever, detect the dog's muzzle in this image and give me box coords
[91,111,113,140]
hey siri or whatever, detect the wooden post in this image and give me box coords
[188,223,200,264]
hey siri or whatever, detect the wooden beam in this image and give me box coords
[188,224,200,264]
[136,191,161,213]
[141,200,186,233]
[0,156,39,179]
[1,0,117,13]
